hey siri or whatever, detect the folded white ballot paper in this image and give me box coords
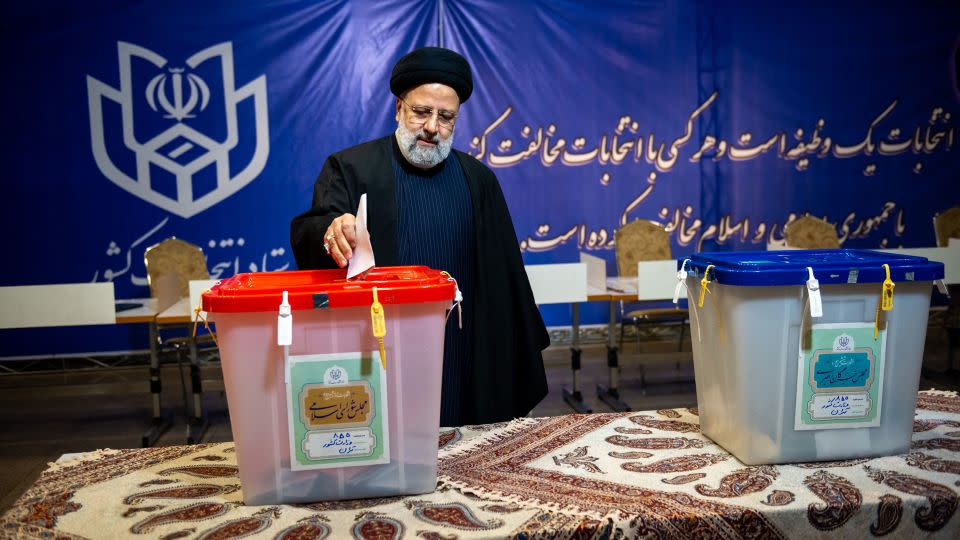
[347,193,375,279]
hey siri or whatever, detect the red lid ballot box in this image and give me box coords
[203,267,455,504]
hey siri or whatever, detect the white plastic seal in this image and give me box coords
[673,259,691,304]
[277,290,292,346]
[806,267,823,319]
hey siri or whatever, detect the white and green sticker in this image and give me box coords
[285,352,390,470]
[794,322,886,430]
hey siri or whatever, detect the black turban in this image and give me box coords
[390,47,473,103]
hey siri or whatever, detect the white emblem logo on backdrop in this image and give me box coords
[87,42,269,218]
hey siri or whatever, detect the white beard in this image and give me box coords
[395,122,454,169]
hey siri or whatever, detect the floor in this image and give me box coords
[1,326,957,513]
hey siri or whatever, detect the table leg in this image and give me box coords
[186,336,209,444]
[562,303,592,413]
[598,299,631,411]
[142,321,172,447]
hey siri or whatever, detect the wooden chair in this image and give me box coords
[614,220,688,353]
[783,216,840,249]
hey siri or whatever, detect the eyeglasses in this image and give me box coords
[400,98,458,128]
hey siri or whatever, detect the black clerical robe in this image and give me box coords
[290,135,549,424]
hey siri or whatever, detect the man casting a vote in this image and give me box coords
[291,47,548,426]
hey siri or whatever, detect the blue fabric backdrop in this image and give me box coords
[2,0,958,355]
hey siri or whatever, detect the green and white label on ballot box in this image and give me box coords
[286,352,390,470]
[795,322,887,430]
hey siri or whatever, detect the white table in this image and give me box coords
[0,284,174,447]
[526,259,690,413]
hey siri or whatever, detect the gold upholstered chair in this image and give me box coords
[783,215,840,249]
[933,206,960,248]
[615,219,672,274]
[144,237,218,443]
[614,220,688,353]
[144,237,209,308]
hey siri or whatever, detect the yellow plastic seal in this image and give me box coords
[881,263,894,312]
[698,265,715,309]
[371,287,386,370]
[873,263,894,339]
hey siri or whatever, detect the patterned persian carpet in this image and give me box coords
[2,390,959,539]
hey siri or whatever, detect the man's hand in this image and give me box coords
[323,213,357,268]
